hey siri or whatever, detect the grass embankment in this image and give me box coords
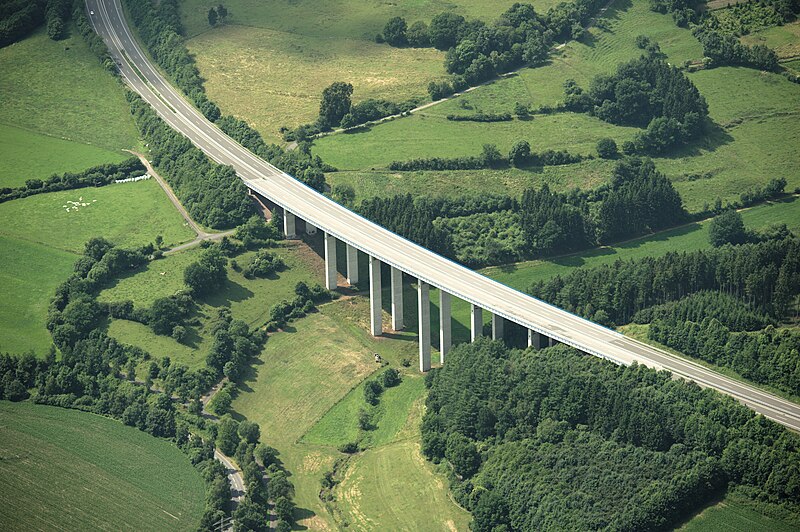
[0,401,205,531]
[179,0,551,143]
[315,0,800,212]
[0,181,195,355]
[0,26,140,186]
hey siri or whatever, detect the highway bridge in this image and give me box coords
[87,0,800,432]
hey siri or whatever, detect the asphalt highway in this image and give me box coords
[86,0,800,432]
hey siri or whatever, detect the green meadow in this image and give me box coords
[313,0,800,212]
[0,401,205,531]
[0,181,194,355]
[0,26,140,185]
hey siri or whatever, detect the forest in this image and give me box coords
[528,235,800,325]
[422,340,800,531]
[361,157,687,267]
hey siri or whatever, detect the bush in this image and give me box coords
[382,368,401,388]
[596,138,618,159]
[508,140,531,167]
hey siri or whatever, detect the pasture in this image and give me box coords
[181,0,561,143]
[0,181,194,355]
[0,26,140,183]
[313,0,800,212]
[679,491,798,531]
[0,401,205,531]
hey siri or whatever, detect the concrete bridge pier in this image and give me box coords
[305,221,317,235]
[439,291,452,363]
[470,304,483,341]
[324,233,337,290]
[391,267,404,331]
[369,256,382,336]
[528,330,547,350]
[283,209,297,239]
[492,314,504,341]
[418,281,431,372]
[346,244,359,285]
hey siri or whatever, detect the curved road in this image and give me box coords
[86,0,800,432]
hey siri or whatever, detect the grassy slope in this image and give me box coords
[314,0,800,212]
[0,401,205,531]
[0,181,194,355]
[181,0,557,143]
[0,26,140,186]
[741,20,800,60]
[232,299,468,530]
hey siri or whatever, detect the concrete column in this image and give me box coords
[323,233,337,290]
[283,209,296,239]
[305,221,317,235]
[369,256,382,336]
[346,244,359,285]
[470,304,483,342]
[439,291,452,364]
[549,337,558,347]
[491,314,504,341]
[391,267,404,331]
[528,329,544,350]
[418,281,431,372]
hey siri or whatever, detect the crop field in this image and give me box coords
[0,401,205,531]
[0,27,140,184]
[180,0,562,143]
[0,181,194,355]
[313,0,800,212]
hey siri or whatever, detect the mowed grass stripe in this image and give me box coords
[0,402,204,531]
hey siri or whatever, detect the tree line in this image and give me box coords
[0,0,44,47]
[362,157,686,267]
[422,340,800,531]
[128,93,255,229]
[387,142,584,171]
[0,232,303,529]
[564,55,709,154]
[378,1,608,95]
[0,157,145,203]
[529,234,800,326]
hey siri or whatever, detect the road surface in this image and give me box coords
[86,0,800,432]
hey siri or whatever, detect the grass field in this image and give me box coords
[0,236,76,355]
[0,181,194,355]
[231,298,468,530]
[679,491,799,531]
[0,180,194,254]
[0,124,130,189]
[313,0,800,212]
[0,26,140,185]
[99,242,319,368]
[181,0,561,143]
[741,20,800,60]
[327,159,616,203]
[0,401,205,531]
